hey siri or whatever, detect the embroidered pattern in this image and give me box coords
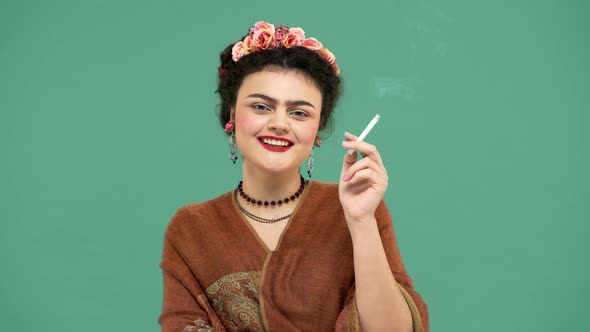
[182,317,214,332]
[206,271,264,331]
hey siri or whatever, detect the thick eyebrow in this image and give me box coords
[246,93,316,109]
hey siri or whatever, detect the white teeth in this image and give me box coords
[262,138,290,147]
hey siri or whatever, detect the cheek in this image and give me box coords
[234,111,255,134]
[298,122,320,144]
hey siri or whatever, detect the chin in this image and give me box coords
[260,165,298,176]
[250,161,301,177]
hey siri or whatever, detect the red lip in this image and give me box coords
[258,136,294,144]
[258,136,294,152]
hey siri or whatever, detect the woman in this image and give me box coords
[159,21,429,332]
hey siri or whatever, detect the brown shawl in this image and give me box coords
[159,181,429,331]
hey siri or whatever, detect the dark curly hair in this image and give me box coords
[216,39,342,136]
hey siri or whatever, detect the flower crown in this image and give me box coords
[230,21,340,75]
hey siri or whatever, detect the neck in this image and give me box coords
[240,165,303,203]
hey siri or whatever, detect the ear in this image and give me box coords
[224,108,237,134]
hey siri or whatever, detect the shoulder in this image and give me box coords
[305,180,343,209]
[308,180,338,196]
[165,190,233,237]
[299,180,341,216]
[182,190,233,216]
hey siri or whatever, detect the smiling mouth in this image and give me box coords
[259,137,293,148]
[258,137,294,152]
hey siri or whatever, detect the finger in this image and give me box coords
[341,146,358,176]
[342,157,375,181]
[344,132,358,155]
[342,157,385,182]
[341,140,384,166]
[342,132,359,162]
[344,131,358,141]
[346,168,379,186]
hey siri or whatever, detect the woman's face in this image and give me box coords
[233,69,322,176]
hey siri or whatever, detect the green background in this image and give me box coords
[1,0,588,331]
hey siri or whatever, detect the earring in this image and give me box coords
[307,151,314,178]
[228,132,238,164]
[224,119,234,133]
[314,136,321,148]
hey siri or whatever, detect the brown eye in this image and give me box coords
[290,110,308,118]
[252,104,271,112]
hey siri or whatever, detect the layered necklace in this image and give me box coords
[234,175,307,224]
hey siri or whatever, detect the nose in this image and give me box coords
[268,111,290,133]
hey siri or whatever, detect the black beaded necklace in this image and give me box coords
[234,189,292,224]
[237,175,307,206]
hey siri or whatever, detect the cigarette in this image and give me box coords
[347,114,381,155]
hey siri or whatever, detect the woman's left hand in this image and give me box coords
[339,132,389,223]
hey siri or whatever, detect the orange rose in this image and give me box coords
[281,28,305,48]
[242,35,252,54]
[251,29,274,50]
[332,63,340,75]
[232,41,244,61]
[280,34,300,48]
[230,22,339,75]
[318,47,336,64]
[288,27,305,40]
[302,37,323,51]
[252,21,275,34]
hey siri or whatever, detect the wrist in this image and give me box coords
[344,211,376,224]
[346,215,379,239]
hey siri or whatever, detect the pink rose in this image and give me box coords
[280,36,299,49]
[232,41,244,61]
[318,47,336,64]
[251,29,275,50]
[252,21,275,34]
[242,35,252,54]
[281,27,305,48]
[280,33,301,48]
[288,27,305,40]
[331,63,340,75]
[302,37,323,51]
